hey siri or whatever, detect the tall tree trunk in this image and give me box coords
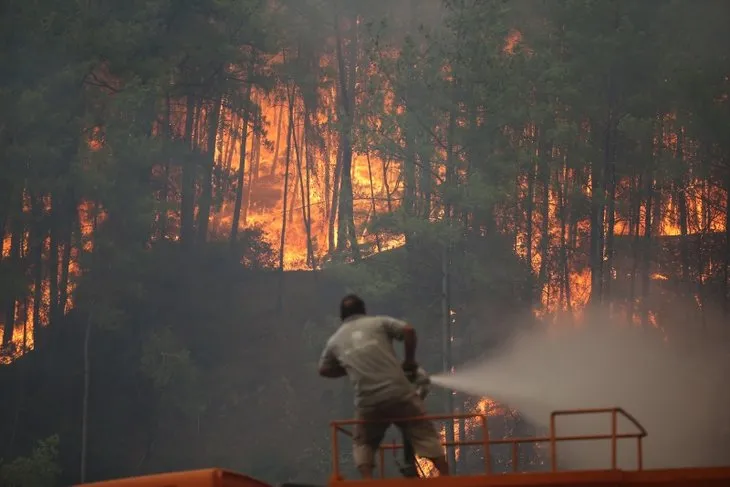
[333,7,360,260]
[180,95,198,248]
[382,159,393,213]
[288,123,301,226]
[641,171,654,327]
[365,152,382,252]
[304,109,315,265]
[525,161,536,276]
[196,96,222,245]
[2,195,22,347]
[225,113,240,178]
[58,204,75,317]
[230,80,254,246]
[30,195,44,348]
[158,93,173,239]
[675,130,690,293]
[252,105,262,182]
[628,173,642,324]
[243,98,261,224]
[604,156,617,304]
[557,162,572,316]
[589,154,605,308]
[293,104,314,267]
[277,84,295,311]
[537,135,551,294]
[270,101,285,176]
[48,197,60,330]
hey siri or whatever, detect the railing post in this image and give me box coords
[549,413,557,472]
[637,437,643,471]
[480,414,491,474]
[511,442,518,473]
[611,409,617,470]
[332,423,341,480]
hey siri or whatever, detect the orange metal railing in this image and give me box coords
[329,407,647,480]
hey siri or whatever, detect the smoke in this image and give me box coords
[429,319,730,470]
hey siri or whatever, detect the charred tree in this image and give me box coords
[333,7,359,260]
[230,78,254,246]
[180,95,198,248]
[196,96,222,245]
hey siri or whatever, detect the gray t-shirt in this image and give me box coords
[319,314,416,408]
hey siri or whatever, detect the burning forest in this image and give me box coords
[0,0,728,485]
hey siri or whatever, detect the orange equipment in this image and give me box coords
[75,407,730,487]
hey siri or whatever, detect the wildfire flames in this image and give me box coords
[1,54,727,360]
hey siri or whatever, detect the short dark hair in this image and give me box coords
[340,294,366,321]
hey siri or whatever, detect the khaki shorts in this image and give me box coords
[353,395,444,469]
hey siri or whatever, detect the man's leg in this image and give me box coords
[353,409,388,479]
[397,397,451,476]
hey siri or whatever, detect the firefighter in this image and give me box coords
[318,294,450,479]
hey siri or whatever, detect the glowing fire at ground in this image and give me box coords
[415,398,513,477]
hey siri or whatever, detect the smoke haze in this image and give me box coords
[430,320,730,470]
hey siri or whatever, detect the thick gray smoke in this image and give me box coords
[429,321,730,470]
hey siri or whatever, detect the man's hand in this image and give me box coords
[402,359,419,381]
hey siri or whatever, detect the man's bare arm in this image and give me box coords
[403,324,417,364]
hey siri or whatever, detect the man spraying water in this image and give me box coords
[318,294,450,479]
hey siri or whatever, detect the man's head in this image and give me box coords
[340,294,366,321]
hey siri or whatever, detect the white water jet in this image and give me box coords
[428,322,730,470]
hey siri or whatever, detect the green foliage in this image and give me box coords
[0,436,61,487]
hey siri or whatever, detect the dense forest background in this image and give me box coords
[0,0,728,485]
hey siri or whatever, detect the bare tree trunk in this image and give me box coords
[604,157,616,304]
[48,198,59,329]
[270,101,285,176]
[230,80,254,246]
[589,154,605,308]
[641,171,654,327]
[30,195,44,347]
[382,159,393,213]
[304,110,315,265]
[557,162,572,316]
[180,95,198,248]
[158,94,172,239]
[328,147,342,253]
[365,152,382,252]
[277,84,295,311]
[196,96,222,245]
[333,6,360,260]
[537,136,551,294]
[293,103,314,267]
[628,174,642,324]
[525,160,536,275]
[2,195,22,347]
[252,104,262,182]
[58,206,75,317]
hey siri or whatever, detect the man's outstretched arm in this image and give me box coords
[318,346,347,378]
